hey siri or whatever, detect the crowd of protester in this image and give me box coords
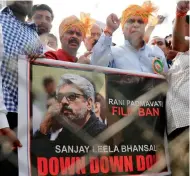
[0,0,189,175]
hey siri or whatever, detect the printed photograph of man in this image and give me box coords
[39,74,107,138]
[31,74,107,173]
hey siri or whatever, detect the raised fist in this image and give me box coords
[40,103,62,134]
[47,102,62,117]
[106,13,120,34]
[177,0,190,13]
[148,15,165,26]
[157,15,166,24]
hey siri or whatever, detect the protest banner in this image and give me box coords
[18,58,171,176]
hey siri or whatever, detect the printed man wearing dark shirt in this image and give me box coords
[31,74,107,175]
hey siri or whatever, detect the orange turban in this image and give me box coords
[121,1,158,29]
[80,12,96,37]
[59,13,95,38]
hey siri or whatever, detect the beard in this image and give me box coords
[59,106,88,124]
[38,26,49,35]
[48,105,89,132]
[65,108,88,121]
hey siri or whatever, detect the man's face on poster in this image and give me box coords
[56,84,92,122]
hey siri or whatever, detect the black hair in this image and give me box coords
[186,15,189,24]
[165,34,172,39]
[165,39,170,48]
[165,34,172,48]
[28,4,54,20]
[43,77,55,87]
[112,42,116,46]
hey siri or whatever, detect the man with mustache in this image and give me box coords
[35,74,107,138]
[90,2,168,74]
[44,16,86,62]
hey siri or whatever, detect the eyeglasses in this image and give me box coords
[56,92,86,102]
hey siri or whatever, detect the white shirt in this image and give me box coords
[185,36,190,41]
[0,24,8,129]
[90,33,168,74]
[50,128,63,141]
[166,51,189,134]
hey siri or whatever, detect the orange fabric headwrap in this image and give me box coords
[80,12,96,37]
[59,13,95,38]
[121,1,158,29]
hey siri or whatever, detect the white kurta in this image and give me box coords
[166,51,189,134]
[90,33,168,74]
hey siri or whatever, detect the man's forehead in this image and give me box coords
[151,37,164,42]
[59,84,82,93]
[127,15,144,20]
[66,26,82,33]
[48,36,56,42]
[34,10,52,17]
[91,24,101,32]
